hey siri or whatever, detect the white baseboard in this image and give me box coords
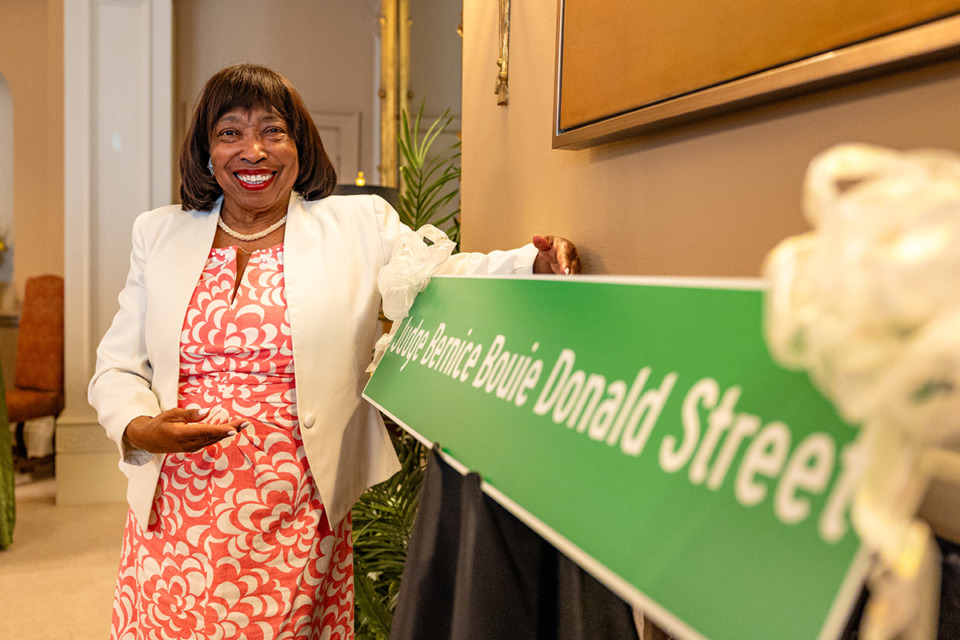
[55,421,125,505]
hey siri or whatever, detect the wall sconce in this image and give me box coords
[333,171,400,209]
[496,0,510,106]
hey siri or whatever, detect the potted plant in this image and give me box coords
[394,105,462,247]
[352,104,461,639]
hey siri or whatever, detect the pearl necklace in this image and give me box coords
[217,214,287,241]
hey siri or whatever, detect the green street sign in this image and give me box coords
[363,275,868,640]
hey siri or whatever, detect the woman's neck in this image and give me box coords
[219,199,288,233]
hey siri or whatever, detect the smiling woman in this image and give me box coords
[87,62,579,640]
[206,106,301,288]
[179,64,336,214]
[177,64,338,289]
[209,108,299,229]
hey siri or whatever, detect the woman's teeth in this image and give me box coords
[237,173,272,185]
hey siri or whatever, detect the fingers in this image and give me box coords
[167,407,245,431]
[161,406,212,424]
[532,234,553,252]
[532,234,580,275]
[178,425,238,452]
[132,409,249,454]
[556,240,581,275]
[532,234,558,275]
[173,420,247,453]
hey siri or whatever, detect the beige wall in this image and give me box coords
[461,0,960,277]
[0,0,65,302]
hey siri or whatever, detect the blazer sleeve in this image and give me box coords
[87,212,162,464]
[372,195,539,275]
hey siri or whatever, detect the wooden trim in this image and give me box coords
[554,2,960,149]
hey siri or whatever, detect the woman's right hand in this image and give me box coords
[122,408,244,454]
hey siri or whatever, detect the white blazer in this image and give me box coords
[88,193,538,530]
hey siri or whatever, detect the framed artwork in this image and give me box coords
[553,0,960,149]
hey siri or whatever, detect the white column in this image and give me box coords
[61,0,172,504]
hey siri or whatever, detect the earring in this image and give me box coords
[207,157,215,175]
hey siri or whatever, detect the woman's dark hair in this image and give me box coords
[180,63,337,211]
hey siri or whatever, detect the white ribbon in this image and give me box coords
[367,225,456,373]
[764,143,960,640]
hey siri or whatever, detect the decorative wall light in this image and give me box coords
[496,0,510,105]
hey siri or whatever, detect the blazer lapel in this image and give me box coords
[283,194,329,369]
[145,201,221,410]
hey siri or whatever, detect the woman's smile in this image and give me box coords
[208,106,299,219]
[234,169,277,191]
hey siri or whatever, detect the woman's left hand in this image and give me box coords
[533,234,581,275]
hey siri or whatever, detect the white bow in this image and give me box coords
[765,143,960,640]
[367,225,456,373]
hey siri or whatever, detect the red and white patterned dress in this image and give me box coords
[111,245,354,640]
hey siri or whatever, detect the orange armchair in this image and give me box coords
[7,275,64,459]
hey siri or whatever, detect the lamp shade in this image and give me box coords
[332,184,400,209]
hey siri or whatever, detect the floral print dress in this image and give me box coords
[111,245,354,640]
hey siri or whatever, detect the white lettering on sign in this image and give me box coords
[660,376,857,541]
[384,315,860,544]
[471,335,544,406]
[532,350,677,457]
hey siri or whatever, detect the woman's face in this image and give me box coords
[208,106,299,218]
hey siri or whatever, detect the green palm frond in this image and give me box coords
[395,104,462,245]
[353,102,461,639]
[354,570,393,640]
[352,427,428,639]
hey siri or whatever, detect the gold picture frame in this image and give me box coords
[553,0,960,149]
